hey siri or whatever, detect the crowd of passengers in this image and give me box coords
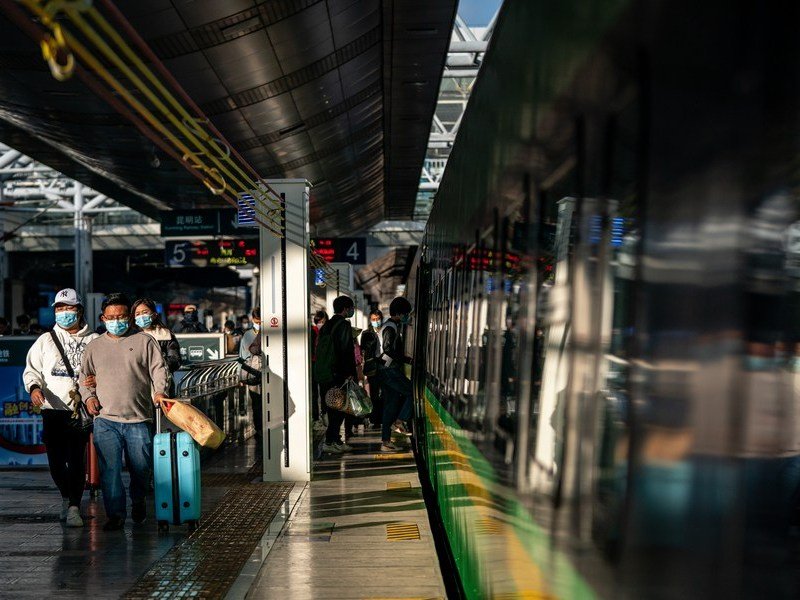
[21,288,414,531]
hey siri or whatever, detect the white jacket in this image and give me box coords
[23,323,100,410]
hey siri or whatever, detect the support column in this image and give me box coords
[259,179,312,482]
[0,185,7,318]
[73,183,93,300]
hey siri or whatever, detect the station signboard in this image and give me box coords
[160,208,240,237]
[165,239,258,267]
[311,237,367,265]
[174,333,226,363]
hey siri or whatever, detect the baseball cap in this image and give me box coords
[52,288,82,307]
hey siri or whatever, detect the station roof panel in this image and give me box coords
[0,0,457,236]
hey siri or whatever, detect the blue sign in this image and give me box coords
[0,337,46,466]
[314,268,326,287]
[237,193,258,227]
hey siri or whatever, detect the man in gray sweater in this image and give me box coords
[81,293,169,531]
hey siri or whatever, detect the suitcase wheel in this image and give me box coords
[187,520,198,533]
[158,520,169,533]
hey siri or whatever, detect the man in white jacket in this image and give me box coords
[23,288,99,527]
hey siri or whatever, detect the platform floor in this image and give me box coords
[245,430,446,600]
[0,429,446,600]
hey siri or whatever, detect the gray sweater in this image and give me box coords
[80,331,170,423]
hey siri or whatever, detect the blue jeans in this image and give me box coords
[93,418,153,520]
[380,368,412,442]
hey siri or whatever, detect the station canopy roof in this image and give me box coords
[0,0,456,236]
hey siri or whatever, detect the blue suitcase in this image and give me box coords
[154,405,201,532]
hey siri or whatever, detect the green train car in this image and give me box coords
[409,1,800,598]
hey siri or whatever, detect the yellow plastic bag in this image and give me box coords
[161,400,226,449]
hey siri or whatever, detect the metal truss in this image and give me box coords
[414,10,500,219]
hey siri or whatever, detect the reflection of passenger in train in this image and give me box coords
[23,288,99,528]
[496,316,518,464]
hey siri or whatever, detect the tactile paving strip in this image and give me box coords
[386,522,421,541]
[123,481,293,599]
[386,481,412,491]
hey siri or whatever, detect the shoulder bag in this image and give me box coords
[49,330,93,434]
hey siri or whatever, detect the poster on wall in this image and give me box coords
[0,337,46,466]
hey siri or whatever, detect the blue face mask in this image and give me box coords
[105,319,129,336]
[371,319,382,328]
[55,310,79,329]
[400,314,411,325]
[135,314,153,329]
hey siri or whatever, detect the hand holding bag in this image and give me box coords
[49,331,93,434]
[344,379,373,417]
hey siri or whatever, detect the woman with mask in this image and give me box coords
[360,309,384,428]
[23,288,99,527]
[132,299,181,394]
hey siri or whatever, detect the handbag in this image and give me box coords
[49,330,93,434]
[324,383,347,411]
[344,379,373,417]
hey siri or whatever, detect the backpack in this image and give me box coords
[313,318,346,383]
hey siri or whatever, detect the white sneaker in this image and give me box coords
[337,442,353,452]
[321,442,343,454]
[380,442,399,452]
[60,498,69,521]
[65,506,83,527]
[357,424,365,435]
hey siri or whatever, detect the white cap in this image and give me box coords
[52,288,82,307]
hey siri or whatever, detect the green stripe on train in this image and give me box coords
[423,387,596,600]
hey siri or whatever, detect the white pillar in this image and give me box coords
[0,186,6,318]
[74,183,93,300]
[259,179,312,482]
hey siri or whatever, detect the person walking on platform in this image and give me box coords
[310,310,328,429]
[23,288,99,527]
[360,309,384,429]
[172,304,207,333]
[239,307,263,438]
[316,296,357,454]
[380,297,414,453]
[80,293,169,531]
[133,298,181,394]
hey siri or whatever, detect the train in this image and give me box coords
[409,1,800,598]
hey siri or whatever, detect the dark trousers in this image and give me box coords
[41,410,89,507]
[311,377,324,421]
[380,368,413,443]
[321,381,357,444]
[249,388,263,436]
[367,374,383,426]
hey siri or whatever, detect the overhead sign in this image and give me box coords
[166,239,258,267]
[174,333,226,363]
[160,208,241,237]
[311,237,367,265]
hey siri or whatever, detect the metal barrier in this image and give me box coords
[173,357,255,447]
[176,356,241,399]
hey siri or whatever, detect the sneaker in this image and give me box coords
[132,501,146,524]
[337,442,353,452]
[60,498,69,521]
[65,506,83,528]
[321,442,343,454]
[380,442,399,452]
[102,516,125,531]
[357,424,365,435]
[392,421,412,436]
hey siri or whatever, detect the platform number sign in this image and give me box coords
[311,237,366,265]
